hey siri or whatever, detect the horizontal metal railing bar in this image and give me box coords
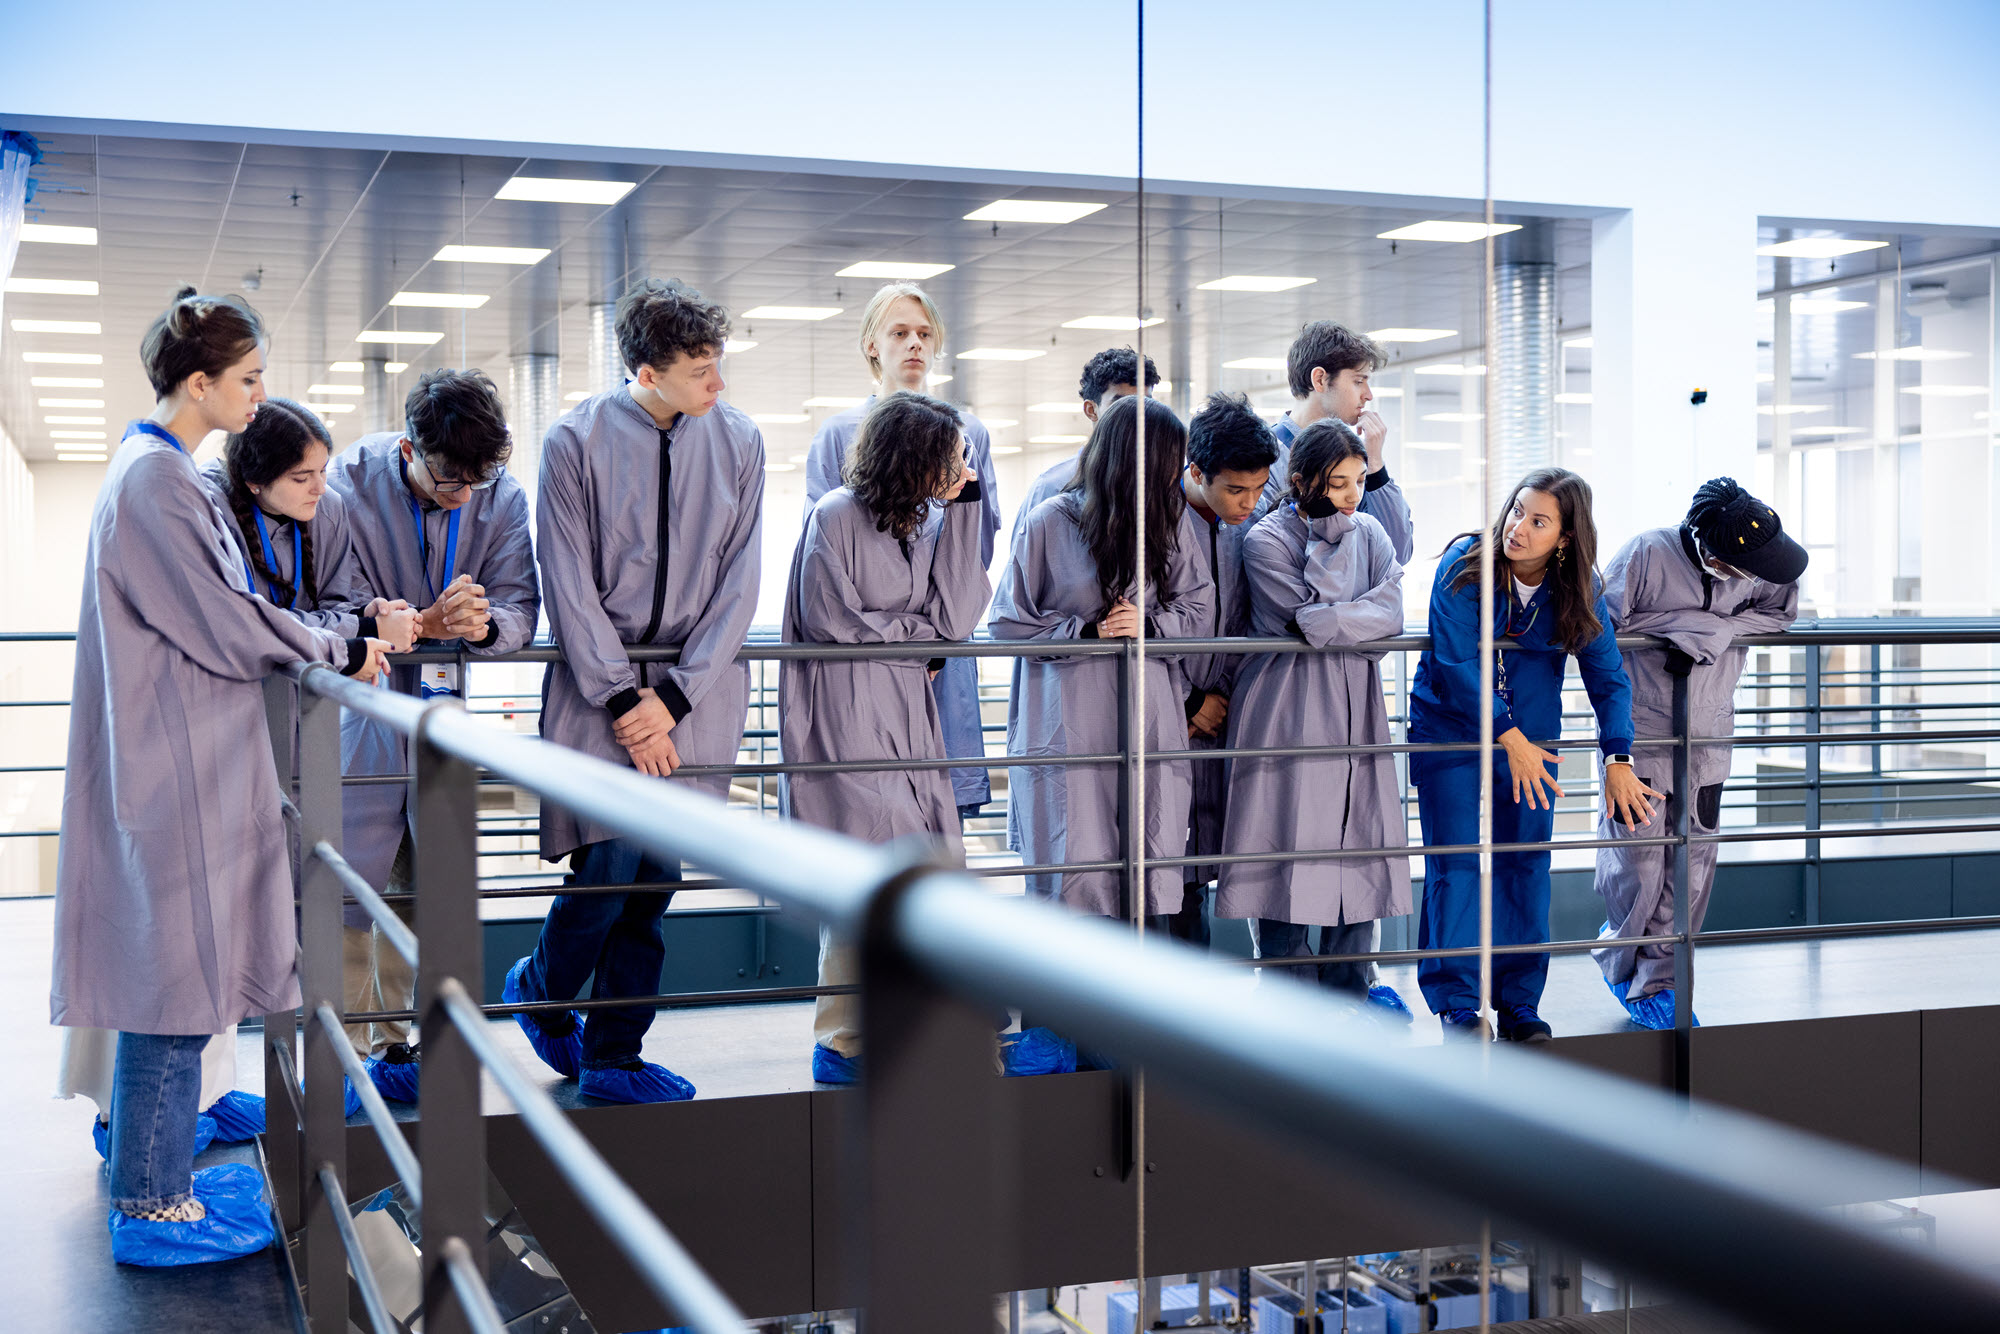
[318,1164,400,1334]
[0,764,64,772]
[440,1236,508,1334]
[314,842,418,969]
[346,980,857,1025]
[0,699,70,707]
[436,979,747,1334]
[885,869,2000,1333]
[313,1003,424,1212]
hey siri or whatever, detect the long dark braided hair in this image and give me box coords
[223,399,333,608]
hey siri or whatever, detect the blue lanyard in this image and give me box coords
[407,495,460,606]
[244,507,304,608]
[129,421,187,453]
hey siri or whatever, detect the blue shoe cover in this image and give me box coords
[1604,973,1632,1003]
[364,1047,422,1103]
[1624,990,1700,1030]
[342,1077,362,1118]
[95,1112,218,1161]
[1000,1027,1077,1077]
[578,1061,696,1105]
[505,955,583,1078]
[811,1044,858,1085]
[1365,985,1414,1023]
[108,1163,276,1267]
[205,1090,265,1143]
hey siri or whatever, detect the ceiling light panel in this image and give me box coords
[1554,392,1593,404]
[1061,315,1166,329]
[495,176,637,205]
[31,376,102,387]
[1757,238,1889,258]
[1791,298,1868,314]
[19,224,97,245]
[307,384,366,395]
[329,361,366,373]
[432,244,550,265]
[958,348,1045,361]
[1377,221,1522,243]
[1854,348,1970,362]
[39,397,103,408]
[390,291,489,309]
[740,306,842,321]
[305,402,357,414]
[51,429,107,439]
[44,415,105,424]
[5,277,98,295]
[1562,336,1594,349]
[1222,357,1286,370]
[724,339,757,354]
[835,261,956,279]
[23,351,103,364]
[963,200,1107,224]
[57,454,108,463]
[1368,327,1457,342]
[927,373,952,386]
[1901,384,1986,397]
[356,330,443,345]
[11,318,100,334]
[1756,404,1828,415]
[1197,275,1315,292]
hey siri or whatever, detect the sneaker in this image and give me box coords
[504,955,583,1079]
[1000,1027,1077,1077]
[1365,984,1415,1024]
[95,1112,218,1161]
[205,1090,266,1144]
[1499,1004,1553,1044]
[578,1060,697,1104]
[364,1043,422,1103]
[1438,1008,1491,1040]
[108,1163,276,1267]
[811,1044,859,1085]
[1623,989,1700,1031]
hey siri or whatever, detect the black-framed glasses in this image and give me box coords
[410,442,500,495]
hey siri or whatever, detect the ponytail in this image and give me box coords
[141,286,265,398]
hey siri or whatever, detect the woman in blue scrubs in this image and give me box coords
[1410,467,1659,1042]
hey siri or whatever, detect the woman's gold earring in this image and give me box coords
[1557,545,1568,565]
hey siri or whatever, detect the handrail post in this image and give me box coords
[414,707,486,1334]
[1804,646,1823,925]
[261,674,303,1237]
[297,672,349,1331]
[859,868,999,1334]
[1669,664,1693,1097]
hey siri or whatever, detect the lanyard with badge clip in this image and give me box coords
[1493,582,1543,710]
[405,466,465,699]
[244,507,303,608]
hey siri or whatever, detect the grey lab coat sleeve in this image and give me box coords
[1732,578,1801,635]
[470,482,540,656]
[663,429,765,715]
[805,419,844,507]
[538,425,637,708]
[1607,540,1735,665]
[305,493,368,637]
[118,453,347,678]
[1150,519,1219,645]
[965,421,1002,567]
[800,497,991,644]
[1360,476,1415,564]
[1254,521,1404,651]
[989,510,1093,649]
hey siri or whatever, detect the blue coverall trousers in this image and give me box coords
[1412,751,1557,1014]
[522,839,681,1069]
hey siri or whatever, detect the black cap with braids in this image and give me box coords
[223,400,333,608]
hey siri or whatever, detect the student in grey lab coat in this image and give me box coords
[1217,420,1413,1016]
[328,371,539,1100]
[782,393,991,1084]
[991,395,1217,918]
[1593,478,1805,1028]
[804,282,1000,819]
[53,288,388,1266]
[1172,393,1278,944]
[514,279,764,1105]
[1008,346,1161,554]
[1267,322,1414,563]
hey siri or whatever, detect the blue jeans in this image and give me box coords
[1254,919,1373,993]
[109,1032,206,1213]
[522,839,680,1069]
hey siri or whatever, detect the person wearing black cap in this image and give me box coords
[1592,478,1807,1028]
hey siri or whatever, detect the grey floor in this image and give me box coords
[8,894,1999,1330]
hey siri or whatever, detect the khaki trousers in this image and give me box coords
[342,833,418,1057]
[812,930,861,1058]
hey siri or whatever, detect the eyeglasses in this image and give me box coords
[411,446,499,495]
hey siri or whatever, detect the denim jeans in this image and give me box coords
[1253,918,1375,995]
[109,1031,206,1213]
[521,839,680,1069]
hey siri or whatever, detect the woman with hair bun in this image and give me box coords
[50,287,388,1268]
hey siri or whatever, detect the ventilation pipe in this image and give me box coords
[1492,221,1556,487]
[508,352,560,501]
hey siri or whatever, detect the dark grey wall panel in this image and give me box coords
[1703,863,1805,930]
[1820,858,1951,925]
[1950,855,2000,918]
[1920,1005,2000,1191]
[1546,1029,1674,1091]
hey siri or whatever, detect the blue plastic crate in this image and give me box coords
[1317,1287,1390,1334]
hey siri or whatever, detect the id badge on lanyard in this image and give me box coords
[409,497,464,698]
[421,662,461,699]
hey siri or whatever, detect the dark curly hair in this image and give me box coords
[616,277,730,375]
[223,399,333,607]
[1187,391,1279,480]
[1078,346,1161,404]
[844,391,964,543]
[1447,466,1604,653]
[141,285,266,397]
[1066,394,1187,615]
[404,368,511,485]
[1283,418,1368,500]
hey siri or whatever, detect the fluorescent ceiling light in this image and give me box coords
[1757,372,1775,383]
[1554,392,1593,404]
[1377,221,1522,243]
[307,384,366,396]
[5,277,98,295]
[19,224,97,245]
[1197,275,1315,293]
[56,453,108,463]
[11,318,100,334]
[1060,314,1165,330]
[1793,426,1866,436]
[38,397,103,408]
[564,390,591,401]
[305,402,357,414]
[1422,412,1484,422]
[357,330,443,345]
[1901,384,1986,397]
[51,429,107,440]
[963,200,1107,224]
[1369,327,1458,343]
[1756,404,1828,415]
[30,376,102,387]
[764,462,798,473]
[958,348,1045,361]
[1562,336,1594,349]
[724,339,757,354]
[1404,441,1463,452]
[927,373,952,386]
[495,176,637,205]
[1415,363,1486,376]
[1854,347,1970,362]
[741,306,842,321]
[329,361,366,373]
[752,412,812,424]
[982,418,1019,429]
[386,362,409,373]
[1028,402,1083,414]
[1757,238,1888,258]
[432,244,550,265]
[23,351,103,364]
[44,415,105,425]
[1371,386,1403,398]
[992,445,1023,455]
[391,291,489,309]
[836,260,955,279]
[1791,298,1868,314]
[804,396,868,408]
[1222,357,1286,370]
[1029,434,1087,445]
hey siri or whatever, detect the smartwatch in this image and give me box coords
[1604,753,1635,768]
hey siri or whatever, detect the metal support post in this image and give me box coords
[1669,668,1694,1096]
[415,712,486,1334]
[260,674,303,1234]
[298,676,349,1332]
[859,870,999,1334]
[1804,647,1823,925]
